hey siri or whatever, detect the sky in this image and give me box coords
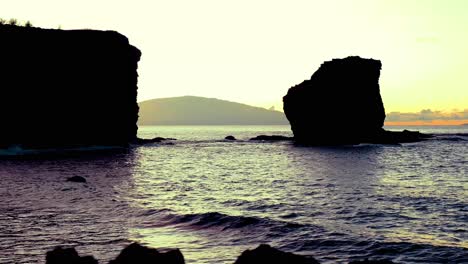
[1,0,467,123]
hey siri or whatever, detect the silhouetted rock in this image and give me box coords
[349,259,395,264]
[234,244,319,264]
[67,176,87,183]
[249,135,293,141]
[134,137,177,144]
[0,24,141,149]
[283,56,429,145]
[46,247,98,264]
[109,243,185,264]
[371,129,432,144]
[225,135,237,140]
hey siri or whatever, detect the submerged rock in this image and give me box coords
[46,247,98,264]
[0,24,141,149]
[249,135,293,141]
[66,176,87,183]
[225,135,237,140]
[109,243,185,264]
[234,244,319,264]
[283,56,428,145]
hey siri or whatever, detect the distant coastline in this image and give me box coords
[138,96,289,125]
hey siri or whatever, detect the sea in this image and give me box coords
[0,125,466,264]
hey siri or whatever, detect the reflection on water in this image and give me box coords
[0,126,467,263]
[0,152,140,263]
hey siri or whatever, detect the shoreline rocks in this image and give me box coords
[109,243,184,264]
[234,244,319,264]
[46,247,97,264]
[249,135,293,141]
[45,243,395,264]
[134,137,177,144]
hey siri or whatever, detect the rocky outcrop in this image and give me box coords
[283,56,428,145]
[234,244,319,264]
[0,25,141,149]
[109,243,185,264]
[46,247,98,264]
[249,135,293,141]
[134,137,177,144]
[45,243,397,264]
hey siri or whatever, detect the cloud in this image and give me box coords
[386,109,468,121]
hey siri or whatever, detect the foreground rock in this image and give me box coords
[249,135,293,141]
[45,243,397,264]
[225,135,237,140]
[234,244,319,264]
[109,243,184,264]
[46,247,97,264]
[0,24,141,149]
[283,56,429,145]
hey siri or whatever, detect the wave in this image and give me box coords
[137,209,468,263]
[0,144,129,158]
[151,211,313,233]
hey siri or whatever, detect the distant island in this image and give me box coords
[138,96,289,125]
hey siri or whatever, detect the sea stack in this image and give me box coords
[0,24,141,149]
[283,56,427,145]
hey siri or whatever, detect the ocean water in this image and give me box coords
[0,125,467,263]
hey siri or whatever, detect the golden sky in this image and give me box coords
[1,0,467,118]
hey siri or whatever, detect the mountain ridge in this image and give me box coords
[138,96,288,125]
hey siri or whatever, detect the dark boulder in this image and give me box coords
[0,24,141,149]
[46,247,98,264]
[249,135,293,141]
[67,176,87,183]
[234,244,319,264]
[225,135,237,140]
[283,56,429,145]
[109,243,185,264]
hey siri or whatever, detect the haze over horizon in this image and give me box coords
[2,0,467,124]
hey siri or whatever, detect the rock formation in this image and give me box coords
[46,247,98,264]
[249,135,293,141]
[234,244,319,264]
[45,243,397,264]
[283,56,429,145]
[0,24,141,149]
[109,243,185,264]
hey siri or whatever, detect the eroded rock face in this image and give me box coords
[0,25,141,149]
[283,56,385,145]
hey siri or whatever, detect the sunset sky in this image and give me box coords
[1,0,467,124]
